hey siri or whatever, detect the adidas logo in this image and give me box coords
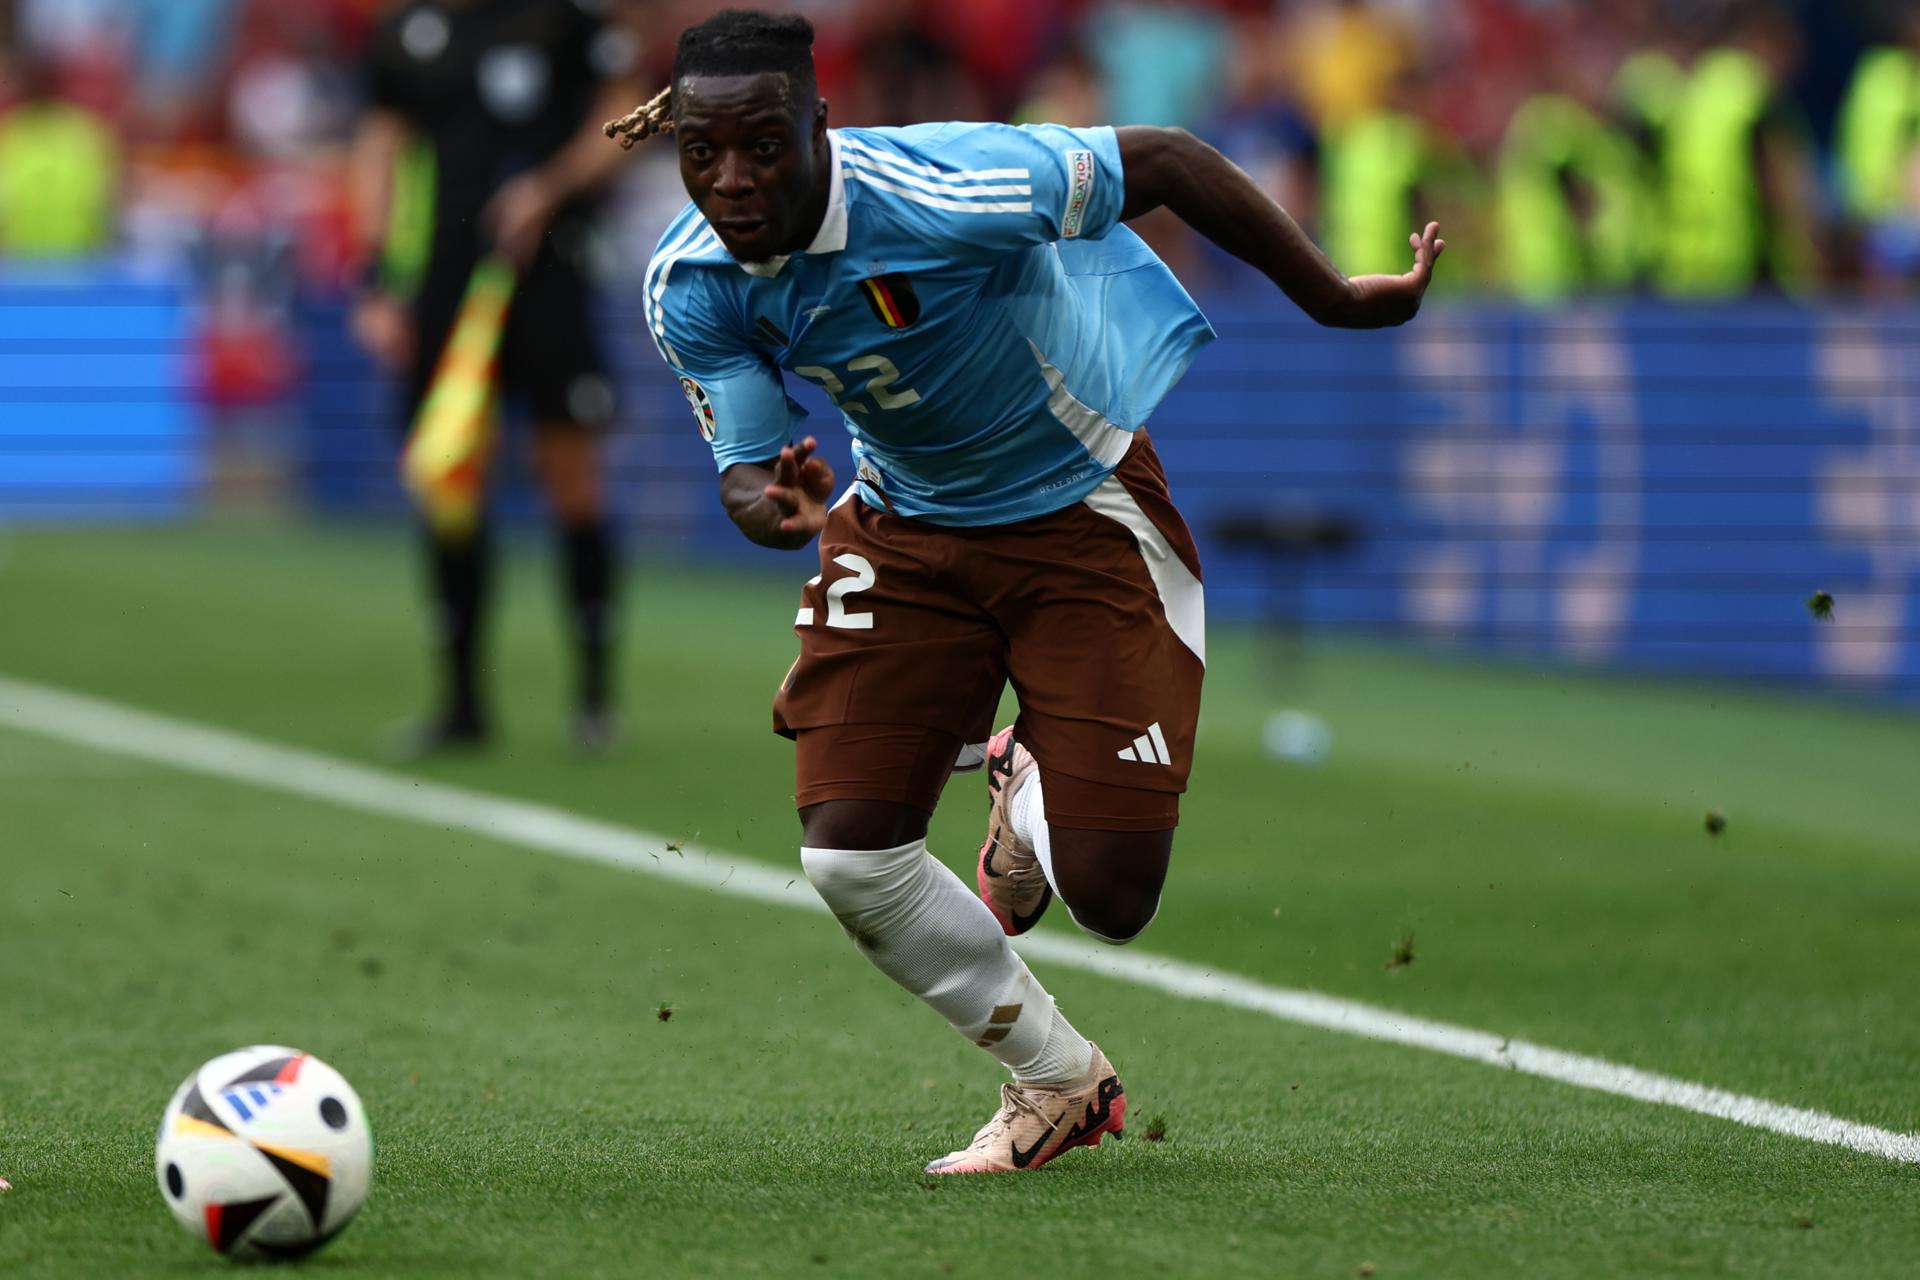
[1117,722,1172,765]
[221,1082,285,1122]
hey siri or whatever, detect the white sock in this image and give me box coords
[801,839,1093,1085]
[1008,773,1156,947]
[1009,772,1060,894]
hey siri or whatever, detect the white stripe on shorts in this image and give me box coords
[1081,475,1207,667]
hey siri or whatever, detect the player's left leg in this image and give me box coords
[979,431,1205,947]
[977,728,1175,943]
[508,222,620,749]
[999,784,1173,943]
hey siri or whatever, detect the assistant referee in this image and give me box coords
[349,0,642,754]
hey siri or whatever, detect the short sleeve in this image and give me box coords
[841,122,1126,262]
[652,273,807,471]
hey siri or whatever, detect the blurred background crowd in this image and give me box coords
[1,1,1915,695]
[4,0,1920,302]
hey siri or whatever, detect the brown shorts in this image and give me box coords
[772,433,1205,832]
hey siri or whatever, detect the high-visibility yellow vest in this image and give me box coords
[0,102,117,258]
[1496,94,1652,299]
[1836,46,1920,220]
[1322,111,1425,278]
[381,141,437,296]
[1613,49,1686,139]
[1658,48,1814,297]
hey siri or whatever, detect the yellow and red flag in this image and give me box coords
[401,255,517,538]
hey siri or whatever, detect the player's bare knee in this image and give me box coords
[1066,892,1161,946]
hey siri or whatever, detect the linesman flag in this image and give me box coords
[401,255,517,538]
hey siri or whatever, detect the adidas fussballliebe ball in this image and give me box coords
[154,1046,372,1261]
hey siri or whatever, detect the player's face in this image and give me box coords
[675,73,827,262]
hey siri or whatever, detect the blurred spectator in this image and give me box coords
[4,0,1920,299]
[1318,50,1487,288]
[0,55,120,259]
[1086,2,1231,132]
[831,0,985,127]
[1212,12,1318,226]
[1013,53,1105,129]
[1285,0,1413,133]
[1656,3,1824,297]
[1494,7,1659,300]
[1837,9,1920,219]
[1836,8,1920,286]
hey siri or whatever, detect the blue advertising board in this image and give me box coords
[6,268,1913,697]
[0,266,202,521]
[607,295,1920,697]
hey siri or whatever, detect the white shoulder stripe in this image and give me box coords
[644,218,709,299]
[838,137,1029,183]
[844,169,1034,215]
[646,226,722,370]
[841,154,1032,199]
[642,218,712,363]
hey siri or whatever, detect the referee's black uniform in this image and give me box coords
[362,0,636,751]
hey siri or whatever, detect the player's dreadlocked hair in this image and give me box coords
[603,10,817,150]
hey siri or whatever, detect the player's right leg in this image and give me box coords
[776,499,1125,1172]
[793,781,1126,1174]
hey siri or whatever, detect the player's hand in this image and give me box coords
[1403,221,1446,295]
[763,437,836,538]
[483,173,561,268]
[1344,221,1446,327]
[350,291,413,371]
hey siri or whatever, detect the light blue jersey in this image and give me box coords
[646,122,1215,526]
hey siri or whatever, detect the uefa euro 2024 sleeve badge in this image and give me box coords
[679,376,717,441]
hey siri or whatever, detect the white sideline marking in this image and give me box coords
[3,674,1916,1166]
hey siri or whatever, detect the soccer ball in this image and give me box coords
[154,1045,372,1261]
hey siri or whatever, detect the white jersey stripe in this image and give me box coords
[647,227,722,370]
[642,218,712,368]
[651,227,719,325]
[643,219,708,322]
[837,137,1029,182]
[1027,340,1134,469]
[839,154,1032,199]
[843,168,1034,215]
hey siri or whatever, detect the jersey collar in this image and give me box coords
[735,131,847,279]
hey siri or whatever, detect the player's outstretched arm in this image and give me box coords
[1115,126,1443,329]
[720,437,835,551]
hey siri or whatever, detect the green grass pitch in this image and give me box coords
[1,524,1917,1277]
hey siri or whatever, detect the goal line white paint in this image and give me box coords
[3,674,1914,1166]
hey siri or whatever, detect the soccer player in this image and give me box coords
[622,10,1443,1173]
[351,0,643,755]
